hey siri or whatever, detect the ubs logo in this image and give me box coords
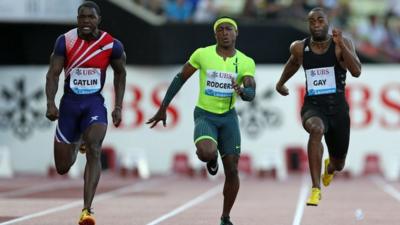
[311,68,330,76]
[0,78,51,139]
[212,71,219,78]
[237,87,282,139]
[75,68,96,76]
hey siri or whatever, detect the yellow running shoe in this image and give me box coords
[79,208,95,225]
[322,158,334,187]
[306,188,321,206]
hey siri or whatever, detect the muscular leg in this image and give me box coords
[54,141,78,175]
[304,117,325,189]
[196,139,217,162]
[81,124,107,210]
[221,154,239,218]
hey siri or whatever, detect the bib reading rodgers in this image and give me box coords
[70,68,101,94]
[205,70,237,97]
[306,66,336,96]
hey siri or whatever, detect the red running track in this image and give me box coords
[0,172,399,225]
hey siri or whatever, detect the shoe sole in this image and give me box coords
[306,203,318,206]
[206,161,218,176]
[207,168,218,175]
[79,218,95,225]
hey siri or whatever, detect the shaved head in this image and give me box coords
[307,7,330,41]
[78,1,101,16]
[308,7,328,18]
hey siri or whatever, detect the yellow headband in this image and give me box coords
[213,18,238,32]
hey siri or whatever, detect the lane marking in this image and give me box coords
[0,177,170,225]
[371,176,400,202]
[145,183,223,225]
[292,176,309,225]
[0,180,79,198]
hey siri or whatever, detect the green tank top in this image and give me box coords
[188,45,255,114]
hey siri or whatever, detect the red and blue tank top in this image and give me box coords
[54,28,123,95]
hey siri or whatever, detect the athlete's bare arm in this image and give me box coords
[146,63,197,128]
[110,52,127,127]
[179,62,198,82]
[45,53,65,121]
[333,28,361,77]
[276,40,303,96]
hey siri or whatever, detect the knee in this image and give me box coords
[224,165,239,178]
[309,124,324,138]
[86,143,102,160]
[196,147,216,162]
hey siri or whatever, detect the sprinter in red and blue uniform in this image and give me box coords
[45,1,126,224]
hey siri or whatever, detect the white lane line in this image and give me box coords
[0,178,170,225]
[145,183,223,225]
[0,180,78,198]
[0,199,86,225]
[371,176,400,202]
[292,176,309,225]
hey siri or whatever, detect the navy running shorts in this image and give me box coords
[55,93,107,144]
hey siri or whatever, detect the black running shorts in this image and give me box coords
[301,98,350,159]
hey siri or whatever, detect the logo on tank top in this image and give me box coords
[306,66,336,96]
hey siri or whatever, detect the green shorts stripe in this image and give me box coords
[195,136,218,144]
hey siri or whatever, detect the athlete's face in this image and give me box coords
[77,7,100,37]
[308,11,329,41]
[215,23,238,48]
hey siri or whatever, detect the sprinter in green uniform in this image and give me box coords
[147,17,256,225]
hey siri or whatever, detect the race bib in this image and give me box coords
[306,66,336,96]
[205,70,237,97]
[69,68,101,94]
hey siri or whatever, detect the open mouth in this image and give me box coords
[81,26,91,32]
[314,30,323,35]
